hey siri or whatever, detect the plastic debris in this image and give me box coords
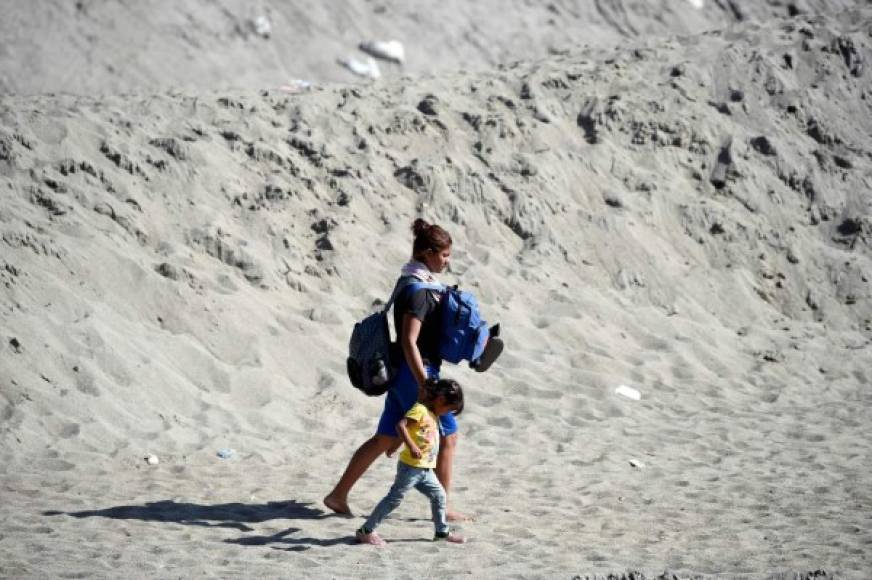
[253,15,272,38]
[687,0,704,8]
[145,454,159,465]
[217,448,235,459]
[629,459,645,469]
[338,56,381,79]
[359,40,405,64]
[615,384,641,400]
[278,79,313,94]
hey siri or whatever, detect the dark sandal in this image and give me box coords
[473,336,503,373]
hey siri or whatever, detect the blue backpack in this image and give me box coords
[347,277,492,396]
[402,280,490,366]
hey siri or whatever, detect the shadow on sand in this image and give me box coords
[44,499,353,550]
[223,527,359,551]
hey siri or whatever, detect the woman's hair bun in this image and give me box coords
[411,218,452,258]
[411,218,431,236]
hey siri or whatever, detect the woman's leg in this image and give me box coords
[435,432,470,521]
[415,469,449,535]
[324,434,398,514]
[416,470,466,543]
[326,362,418,514]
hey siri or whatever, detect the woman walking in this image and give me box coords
[324,218,468,521]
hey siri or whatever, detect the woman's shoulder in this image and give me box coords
[398,279,441,304]
[408,286,441,310]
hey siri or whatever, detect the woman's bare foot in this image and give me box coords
[434,531,467,544]
[323,493,352,515]
[447,510,474,522]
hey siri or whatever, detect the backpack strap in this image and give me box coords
[382,276,444,314]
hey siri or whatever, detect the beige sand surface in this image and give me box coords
[0,0,861,95]
[2,3,872,579]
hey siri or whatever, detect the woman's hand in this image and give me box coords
[385,440,402,457]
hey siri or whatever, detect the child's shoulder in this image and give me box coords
[405,402,429,420]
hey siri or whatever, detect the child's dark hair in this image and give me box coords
[424,378,464,416]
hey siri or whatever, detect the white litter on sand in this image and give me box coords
[253,15,272,38]
[629,459,645,469]
[359,40,405,64]
[145,454,159,465]
[278,79,313,94]
[615,384,642,400]
[337,56,381,79]
[687,0,704,8]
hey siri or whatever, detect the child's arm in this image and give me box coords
[396,417,422,459]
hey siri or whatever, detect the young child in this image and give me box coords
[356,378,467,546]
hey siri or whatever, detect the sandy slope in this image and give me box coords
[1,5,872,579]
[0,0,863,94]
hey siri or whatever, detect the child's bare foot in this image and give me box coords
[434,531,467,544]
[356,529,387,546]
[323,493,352,515]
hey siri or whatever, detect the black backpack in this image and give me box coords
[346,277,441,396]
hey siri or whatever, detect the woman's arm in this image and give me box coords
[400,313,429,388]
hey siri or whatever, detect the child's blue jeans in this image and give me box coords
[362,462,448,535]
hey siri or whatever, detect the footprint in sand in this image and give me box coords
[486,415,513,428]
[534,317,552,329]
[74,367,100,396]
[37,458,76,471]
[58,423,80,439]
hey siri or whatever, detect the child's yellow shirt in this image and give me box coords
[399,403,440,469]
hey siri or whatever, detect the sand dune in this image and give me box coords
[1,3,871,579]
[0,0,862,95]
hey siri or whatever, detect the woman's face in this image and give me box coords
[422,246,451,273]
